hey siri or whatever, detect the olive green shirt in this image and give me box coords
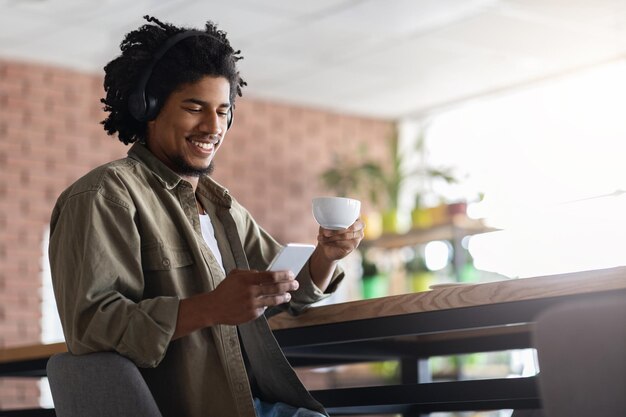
[49,143,343,417]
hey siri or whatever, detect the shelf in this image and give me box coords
[361,216,497,249]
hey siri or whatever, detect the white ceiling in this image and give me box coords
[1,0,626,119]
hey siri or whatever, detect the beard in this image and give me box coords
[171,156,215,177]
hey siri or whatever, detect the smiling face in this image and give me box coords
[145,75,232,186]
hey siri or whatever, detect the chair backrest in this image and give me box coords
[47,352,163,417]
[533,294,626,417]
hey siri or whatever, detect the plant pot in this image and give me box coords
[408,271,433,292]
[459,260,479,283]
[411,207,432,229]
[427,204,449,226]
[447,202,467,217]
[382,209,399,234]
[361,274,388,299]
[362,211,383,240]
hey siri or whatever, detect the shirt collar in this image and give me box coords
[127,142,232,208]
[197,176,232,208]
[128,143,182,189]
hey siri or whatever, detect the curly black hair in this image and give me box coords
[101,15,246,145]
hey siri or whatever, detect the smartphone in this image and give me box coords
[267,243,315,275]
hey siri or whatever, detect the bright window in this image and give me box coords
[413,59,626,278]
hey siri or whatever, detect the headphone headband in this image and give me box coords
[128,30,234,129]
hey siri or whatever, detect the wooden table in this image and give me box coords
[2,266,625,416]
[268,266,626,415]
[0,343,67,377]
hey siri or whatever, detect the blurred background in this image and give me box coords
[1,0,626,415]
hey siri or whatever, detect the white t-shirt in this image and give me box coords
[199,213,225,275]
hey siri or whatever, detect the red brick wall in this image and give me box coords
[0,59,392,408]
[213,100,392,244]
[0,60,127,410]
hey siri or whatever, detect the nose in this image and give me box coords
[198,111,223,135]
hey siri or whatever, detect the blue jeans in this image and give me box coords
[253,398,326,417]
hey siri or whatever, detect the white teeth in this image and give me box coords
[191,140,214,150]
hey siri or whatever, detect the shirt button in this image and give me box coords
[162,258,171,267]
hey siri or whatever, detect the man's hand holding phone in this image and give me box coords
[205,244,314,325]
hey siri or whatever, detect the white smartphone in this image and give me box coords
[267,243,315,275]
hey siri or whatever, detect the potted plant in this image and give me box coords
[404,249,434,292]
[320,124,457,235]
[319,146,386,239]
[319,127,403,234]
[319,149,384,203]
[360,255,388,299]
[363,126,457,234]
[410,195,433,229]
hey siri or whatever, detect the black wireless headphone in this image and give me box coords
[128,30,234,129]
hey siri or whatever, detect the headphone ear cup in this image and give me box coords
[128,90,148,122]
[227,108,234,130]
[143,94,160,121]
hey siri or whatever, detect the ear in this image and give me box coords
[144,119,157,144]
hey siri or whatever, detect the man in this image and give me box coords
[49,16,364,417]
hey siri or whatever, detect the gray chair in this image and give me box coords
[47,351,163,417]
[532,294,626,417]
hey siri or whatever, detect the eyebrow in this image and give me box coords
[182,98,231,108]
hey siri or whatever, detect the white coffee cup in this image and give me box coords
[312,197,361,230]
